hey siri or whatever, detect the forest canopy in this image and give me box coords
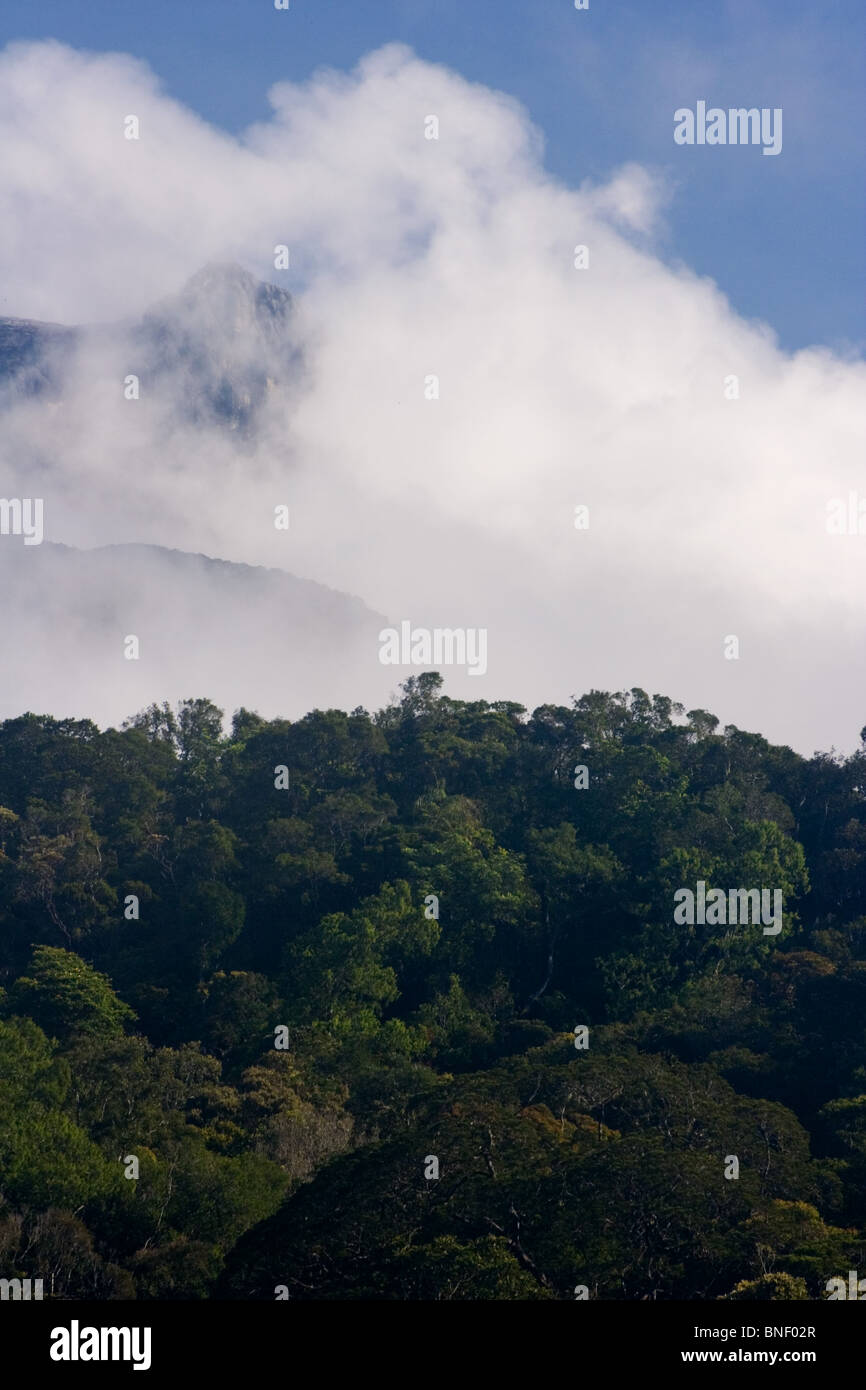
[1,676,865,1300]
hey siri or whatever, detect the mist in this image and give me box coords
[0,39,864,752]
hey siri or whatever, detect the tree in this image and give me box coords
[8,946,136,1041]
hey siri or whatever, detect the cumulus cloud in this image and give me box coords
[0,39,864,751]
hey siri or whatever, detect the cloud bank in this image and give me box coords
[0,39,864,752]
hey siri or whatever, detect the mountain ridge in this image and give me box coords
[0,263,298,429]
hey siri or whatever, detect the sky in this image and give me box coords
[0,2,864,754]
[0,0,863,353]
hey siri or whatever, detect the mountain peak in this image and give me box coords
[0,263,298,430]
[144,262,293,340]
[181,262,261,297]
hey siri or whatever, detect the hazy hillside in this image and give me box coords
[0,541,390,727]
[0,267,397,726]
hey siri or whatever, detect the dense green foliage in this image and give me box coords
[1,676,865,1299]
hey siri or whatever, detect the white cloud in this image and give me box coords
[0,39,864,752]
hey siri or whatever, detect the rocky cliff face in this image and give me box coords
[132,263,298,433]
[0,316,78,400]
[0,262,299,433]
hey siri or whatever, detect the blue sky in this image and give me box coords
[1,0,863,353]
